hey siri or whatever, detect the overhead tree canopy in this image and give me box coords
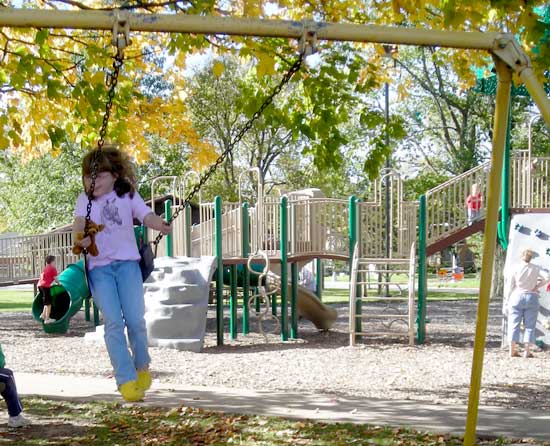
[1,0,549,172]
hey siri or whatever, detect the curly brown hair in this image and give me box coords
[82,144,137,198]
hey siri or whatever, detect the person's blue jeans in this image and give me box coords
[0,368,23,417]
[88,260,150,386]
[508,292,540,344]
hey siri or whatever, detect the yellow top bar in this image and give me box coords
[0,8,499,50]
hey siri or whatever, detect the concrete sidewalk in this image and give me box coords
[15,373,549,441]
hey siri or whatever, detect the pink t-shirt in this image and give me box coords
[74,190,152,270]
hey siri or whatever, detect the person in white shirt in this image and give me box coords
[506,249,549,358]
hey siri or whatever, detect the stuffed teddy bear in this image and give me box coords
[72,220,105,257]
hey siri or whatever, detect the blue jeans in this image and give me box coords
[508,292,540,344]
[88,260,150,386]
[0,368,22,417]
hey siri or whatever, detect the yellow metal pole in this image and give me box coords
[0,7,498,50]
[463,60,512,446]
[520,67,550,126]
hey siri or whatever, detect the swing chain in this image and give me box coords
[152,53,305,251]
[84,20,127,242]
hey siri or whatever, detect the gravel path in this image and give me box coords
[2,298,549,411]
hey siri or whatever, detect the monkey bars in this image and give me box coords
[2,7,550,446]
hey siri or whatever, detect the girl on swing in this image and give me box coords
[73,145,171,402]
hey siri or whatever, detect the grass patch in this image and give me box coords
[424,291,478,300]
[0,289,34,312]
[0,397,523,446]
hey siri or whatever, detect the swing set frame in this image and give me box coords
[3,7,550,445]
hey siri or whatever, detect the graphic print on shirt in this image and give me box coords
[101,198,123,228]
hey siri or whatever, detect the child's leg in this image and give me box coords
[40,287,52,320]
[0,368,23,417]
[115,261,150,372]
[88,264,138,386]
[39,287,46,319]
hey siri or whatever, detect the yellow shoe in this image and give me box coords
[118,380,144,402]
[136,370,152,391]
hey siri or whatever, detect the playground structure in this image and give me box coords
[3,7,550,443]
[146,168,418,345]
[5,149,550,341]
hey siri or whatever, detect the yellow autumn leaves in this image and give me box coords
[2,0,550,172]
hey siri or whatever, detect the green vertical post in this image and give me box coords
[280,195,289,341]
[242,203,250,335]
[93,299,100,326]
[84,297,91,321]
[315,258,322,300]
[290,262,298,339]
[215,196,224,346]
[230,264,238,340]
[164,199,173,257]
[185,202,192,257]
[349,196,361,333]
[417,194,427,344]
[271,293,278,316]
[255,287,261,313]
[497,105,512,250]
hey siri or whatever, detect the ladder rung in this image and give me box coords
[356,281,406,286]
[355,314,408,319]
[357,260,410,265]
[355,296,410,301]
[357,269,410,274]
[356,265,410,268]
[352,331,410,336]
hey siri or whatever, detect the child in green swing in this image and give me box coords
[73,145,171,402]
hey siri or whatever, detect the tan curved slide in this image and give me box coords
[296,285,338,330]
[267,272,337,330]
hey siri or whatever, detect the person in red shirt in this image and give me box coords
[38,255,58,324]
[466,183,483,226]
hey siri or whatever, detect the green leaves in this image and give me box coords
[34,29,49,46]
[0,69,8,84]
[360,111,385,129]
[46,79,63,99]
[47,126,66,148]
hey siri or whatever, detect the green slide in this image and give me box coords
[32,260,91,334]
